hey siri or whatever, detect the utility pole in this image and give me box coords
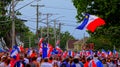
[58,23,61,46]
[12,0,15,48]
[42,13,59,43]
[46,13,54,43]
[46,13,49,43]
[29,37,31,48]
[31,3,44,43]
[82,33,85,50]
[36,4,39,38]
[54,20,56,46]
[40,26,43,38]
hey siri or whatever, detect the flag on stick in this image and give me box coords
[76,14,105,32]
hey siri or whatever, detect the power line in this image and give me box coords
[27,19,77,27]
[58,20,77,23]
[16,0,40,11]
[27,19,78,27]
[44,6,76,11]
[28,27,36,30]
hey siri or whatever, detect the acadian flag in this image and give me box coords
[39,42,53,58]
[42,42,48,58]
[113,49,119,58]
[10,49,18,58]
[101,49,108,58]
[68,50,74,57]
[55,45,62,53]
[108,50,113,57]
[76,14,105,32]
[38,38,44,47]
[27,49,33,57]
[13,45,24,52]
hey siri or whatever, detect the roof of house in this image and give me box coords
[74,37,89,45]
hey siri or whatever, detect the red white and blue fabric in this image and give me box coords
[108,51,113,57]
[18,46,24,52]
[101,49,108,58]
[76,14,105,32]
[10,49,18,58]
[86,51,91,57]
[14,61,24,67]
[47,44,53,57]
[27,49,33,57]
[56,46,62,53]
[68,50,74,57]
[20,63,24,67]
[13,45,23,52]
[10,59,17,67]
[55,40,62,56]
[113,49,119,58]
[113,49,117,54]
[97,51,101,57]
[62,51,68,58]
[38,38,44,47]
[39,42,53,58]
[81,50,86,56]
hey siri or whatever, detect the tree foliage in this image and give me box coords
[0,0,75,49]
[38,27,75,50]
[0,0,32,48]
[72,0,120,50]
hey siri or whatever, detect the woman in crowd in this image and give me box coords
[118,58,120,67]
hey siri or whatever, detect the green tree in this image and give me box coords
[60,31,74,50]
[0,0,33,48]
[21,31,36,48]
[38,27,75,50]
[72,0,120,50]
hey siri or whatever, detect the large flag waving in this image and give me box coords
[76,14,105,32]
[39,42,53,58]
[42,42,48,58]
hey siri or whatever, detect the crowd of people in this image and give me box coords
[0,48,120,67]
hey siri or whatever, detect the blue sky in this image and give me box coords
[16,0,89,39]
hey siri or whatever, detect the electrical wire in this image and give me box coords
[44,6,76,11]
[16,0,40,11]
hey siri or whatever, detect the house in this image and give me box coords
[66,40,78,51]
[74,37,89,51]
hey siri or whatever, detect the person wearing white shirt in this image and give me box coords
[37,57,41,63]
